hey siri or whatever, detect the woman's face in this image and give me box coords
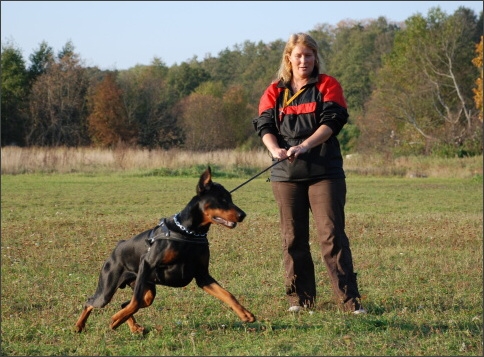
[288,44,315,79]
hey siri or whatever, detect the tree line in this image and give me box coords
[2,6,482,157]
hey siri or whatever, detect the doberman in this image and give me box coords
[74,167,255,333]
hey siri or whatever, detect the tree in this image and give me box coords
[359,7,481,155]
[87,72,137,147]
[167,62,210,99]
[200,40,284,105]
[472,36,483,122]
[1,42,29,146]
[177,93,232,151]
[222,84,254,147]
[27,42,90,146]
[195,80,225,98]
[328,17,398,114]
[309,23,336,73]
[28,41,54,83]
[117,59,182,148]
[239,40,286,104]
[57,40,75,60]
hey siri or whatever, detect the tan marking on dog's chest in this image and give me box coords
[162,249,178,264]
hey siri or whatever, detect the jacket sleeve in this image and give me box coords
[317,75,349,136]
[319,101,348,136]
[252,82,280,137]
[252,110,279,138]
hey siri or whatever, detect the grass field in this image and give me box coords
[1,163,483,355]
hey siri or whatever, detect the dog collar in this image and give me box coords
[146,218,208,247]
[173,213,208,238]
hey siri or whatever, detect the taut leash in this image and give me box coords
[229,156,289,193]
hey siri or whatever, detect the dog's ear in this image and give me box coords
[197,166,212,194]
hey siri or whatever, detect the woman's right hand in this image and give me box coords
[262,133,290,161]
[270,147,289,161]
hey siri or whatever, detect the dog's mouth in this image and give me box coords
[212,216,237,228]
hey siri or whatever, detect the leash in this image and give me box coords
[229,156,289,193]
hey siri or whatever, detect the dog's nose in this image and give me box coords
[237,209,246,222]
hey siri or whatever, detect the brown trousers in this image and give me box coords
[271,178,362,311]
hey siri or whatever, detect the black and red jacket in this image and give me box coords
[253,73,349,181]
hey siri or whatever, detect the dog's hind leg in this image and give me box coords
[74,279,118,332]
[118,293,153,334]
[110,281,156,332]
[74,254,131,332]
[74,284,117,333]
[199,280,255,322]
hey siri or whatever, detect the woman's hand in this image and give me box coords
[286,145,308,162]
[285,125,333,162]
[262,133,291,161]
[270,147,290,161]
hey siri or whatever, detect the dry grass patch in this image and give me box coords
[1,146,482,178]
[0,146,272,174]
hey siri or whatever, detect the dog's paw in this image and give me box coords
[129,323,145,334]
[73,324,84,333]
[242,311,256,323]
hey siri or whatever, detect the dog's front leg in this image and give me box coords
[110,260,155,331]
[74,305,94,332]
[200,280,256,322]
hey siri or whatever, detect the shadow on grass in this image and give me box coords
[169,299,480,337]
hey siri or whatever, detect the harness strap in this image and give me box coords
[146,218,209,246]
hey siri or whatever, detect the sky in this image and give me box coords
[2,1,482,70]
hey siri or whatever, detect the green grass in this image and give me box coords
[1,170,482,356]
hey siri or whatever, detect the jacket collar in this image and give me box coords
[277,74,320,89]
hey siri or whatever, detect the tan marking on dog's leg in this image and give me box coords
[110,287,155,331]
[74,305,94,332]
[202,283,255,322]
[126,315,145,333]
[110,296,139,330]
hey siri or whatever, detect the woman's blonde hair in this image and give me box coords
[276,33,321,83]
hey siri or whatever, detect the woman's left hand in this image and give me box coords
[287,145,308,162]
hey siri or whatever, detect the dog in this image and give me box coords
[74,166,255,333]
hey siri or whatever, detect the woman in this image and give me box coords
[252,33,365,314]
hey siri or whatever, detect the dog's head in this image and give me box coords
[197,166,246,228]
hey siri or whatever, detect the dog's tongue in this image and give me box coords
[213,216,237,228]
